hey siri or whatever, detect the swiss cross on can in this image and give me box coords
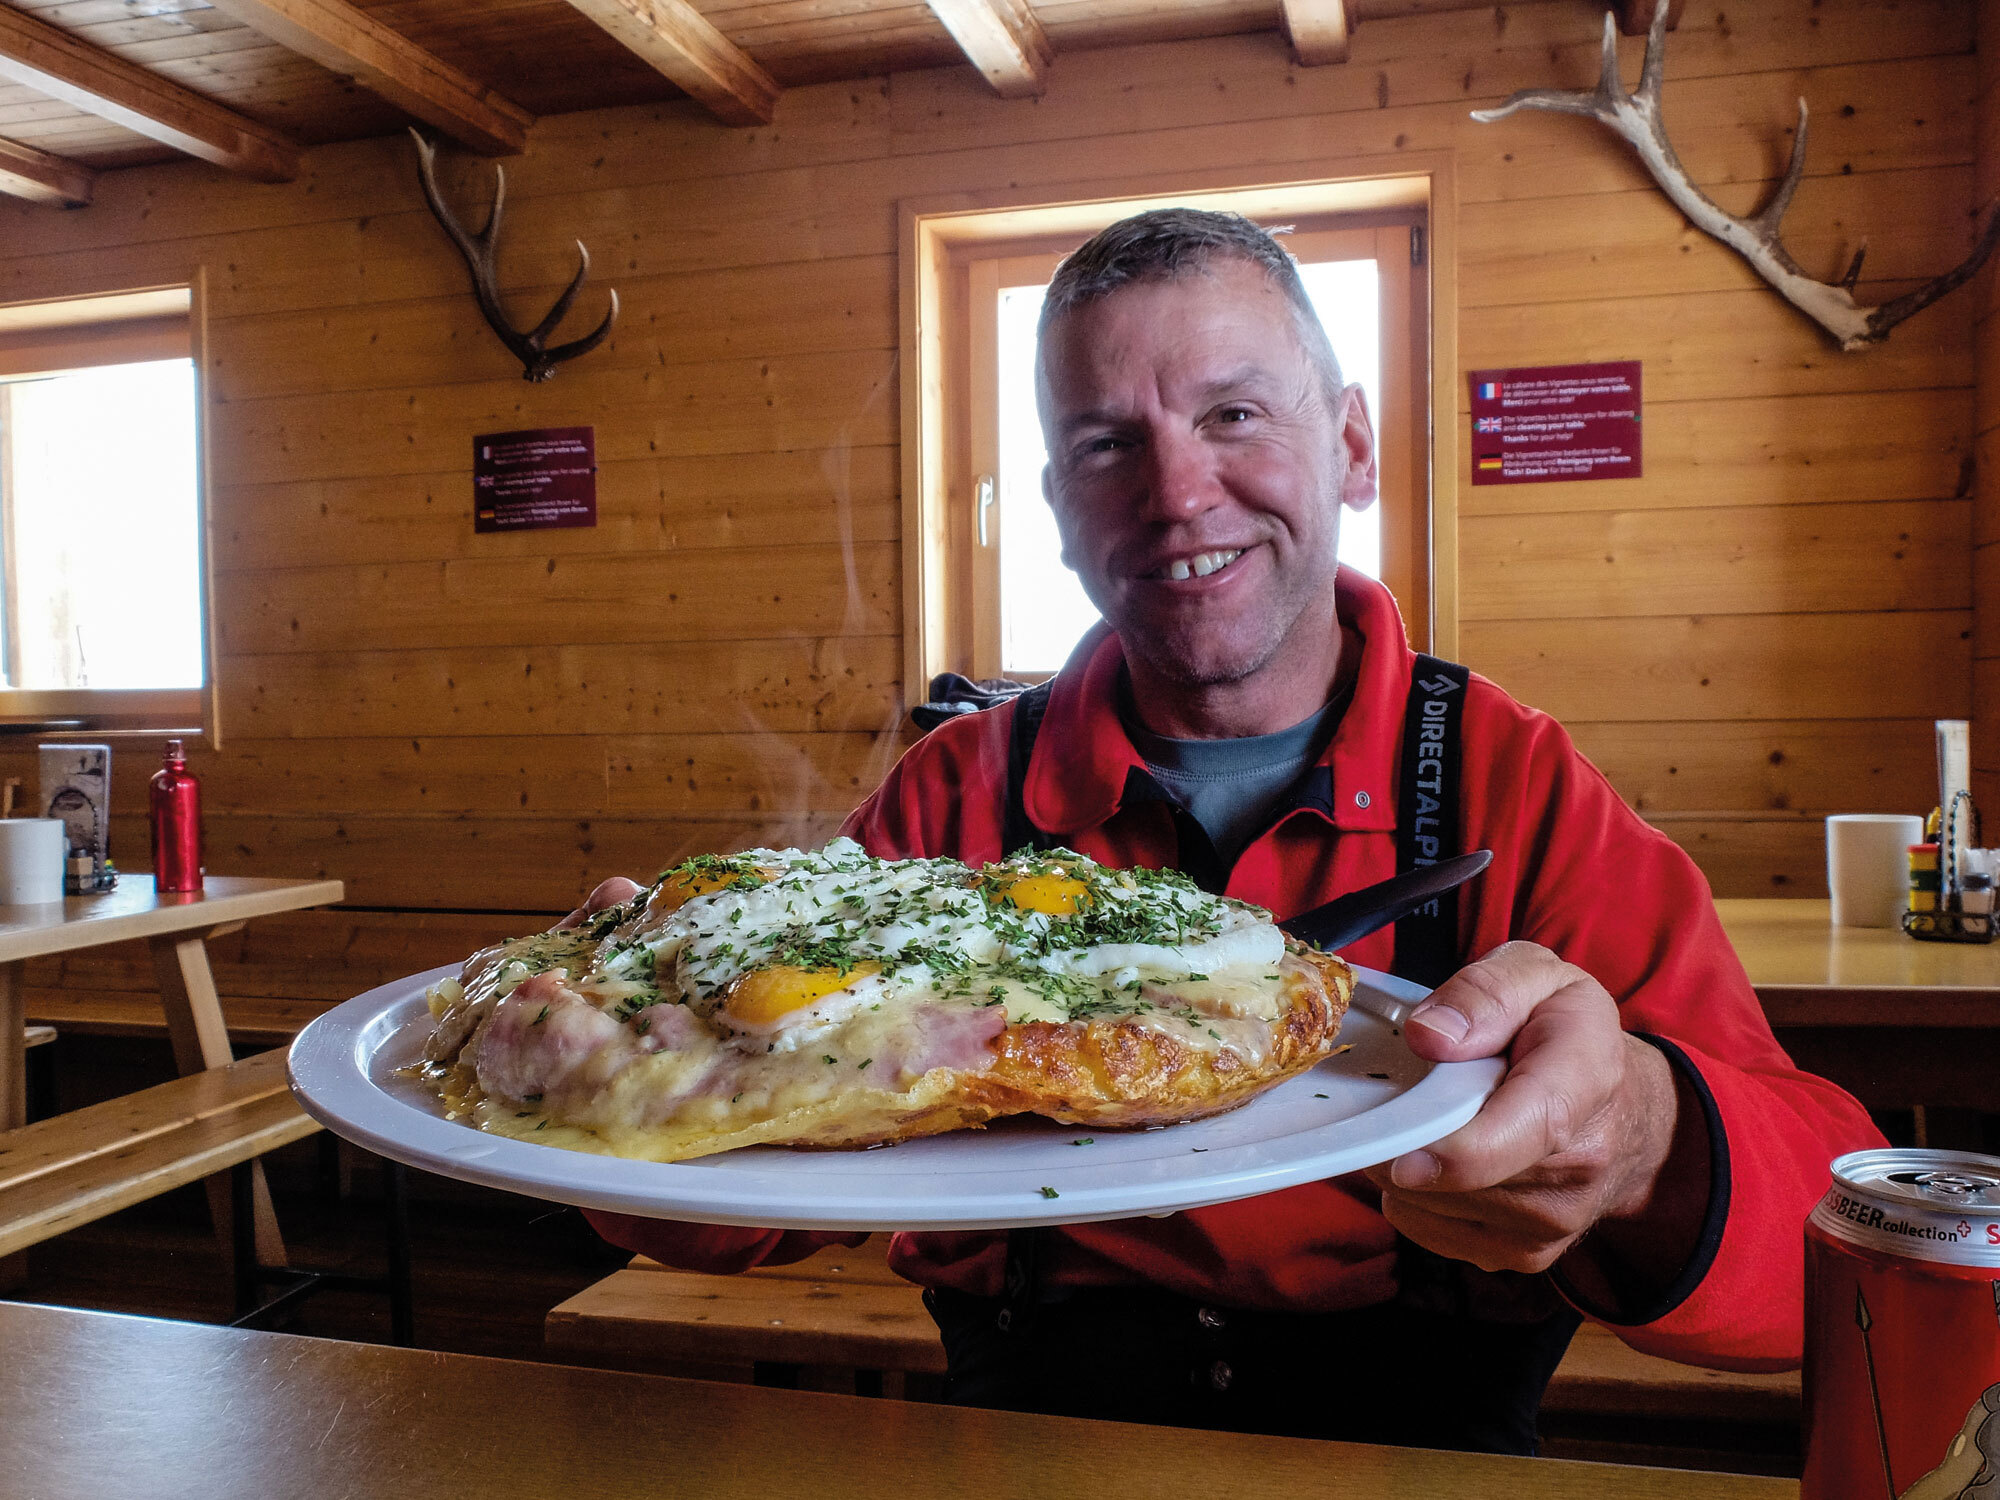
[1804,1149,2000,1500]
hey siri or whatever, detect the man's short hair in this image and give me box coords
[1038,208,1345,396]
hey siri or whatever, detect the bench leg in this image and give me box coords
[150,932,287,1274]
[0,960,23,1292]
[232,1163,260,1316]
[384,1158,415,1347]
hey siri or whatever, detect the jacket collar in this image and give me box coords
[1023,568,1410,838]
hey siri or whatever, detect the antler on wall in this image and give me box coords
[410,129,619,382]
[1470,0,2000,352]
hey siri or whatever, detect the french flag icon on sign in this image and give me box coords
[1477,381,1500,400]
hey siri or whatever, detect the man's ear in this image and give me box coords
[1337,383,1380,513]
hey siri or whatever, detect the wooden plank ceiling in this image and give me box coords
[0,0,1568,206]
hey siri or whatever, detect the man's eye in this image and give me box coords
[1076,435,1126,458]
[1214,406,1254,424]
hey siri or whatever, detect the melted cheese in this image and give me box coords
[419,840,1325,1155]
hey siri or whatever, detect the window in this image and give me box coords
[0,283,214,736]
[901,172,1450,702]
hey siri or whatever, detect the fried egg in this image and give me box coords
[415,839,1349,1162]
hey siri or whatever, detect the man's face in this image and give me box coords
[1037,257,1377,693]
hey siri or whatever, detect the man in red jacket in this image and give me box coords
[588,209,1880,1451]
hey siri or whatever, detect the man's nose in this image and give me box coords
[1140,426,1218,522]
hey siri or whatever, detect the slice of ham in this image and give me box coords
[867,1003,1006,1085]
[473,972,716,1109]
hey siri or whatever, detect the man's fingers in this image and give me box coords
[1377,1189,1577,1275]
[1388,973,1627,1194]
[588,876,645,911]
[555,875,645,929]
[1402,940,1586,1062]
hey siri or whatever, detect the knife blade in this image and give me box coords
[1277,850,1493,952]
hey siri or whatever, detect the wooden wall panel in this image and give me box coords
[1464,612,1970,726]
[1460,390,1970,518]
[1973,0,2000,815]
[211,447,902,571]
[217,639,902,737]
[214,543,900,652]
[1566,721,1941,820]
[0,0,1968,975]
[1653,817,1827,898]
[1461,501,1971,621]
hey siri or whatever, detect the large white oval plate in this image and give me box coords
[288,964,1503,1232]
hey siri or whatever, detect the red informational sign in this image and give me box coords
[1467,361,1641,485]
[473,426,597,532]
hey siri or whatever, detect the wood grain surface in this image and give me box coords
[1719,899,2000,1004]
[0,0,1973,919]
[0,1302,1801,1500]
[0,876,344,964]
[0,1047,316,1259]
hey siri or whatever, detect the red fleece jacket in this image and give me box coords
[589,569,1882,1368]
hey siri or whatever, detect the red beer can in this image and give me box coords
[1804,1148,2000,1500]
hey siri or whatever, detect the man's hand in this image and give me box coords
[1362,941,1694,1281]
[555,876,645,930]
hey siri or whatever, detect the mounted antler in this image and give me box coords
[410,129,619,382]
[1471,0,2000,351]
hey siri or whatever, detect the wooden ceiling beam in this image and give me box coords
[557,0,781,127]
[0,137,94,208]
[925,0,1051,99]
[0,5,297,181]
[1282,0,1351,64]
[201,0,533,156]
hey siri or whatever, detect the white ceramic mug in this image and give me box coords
[0,817,67,905]
[1826,814,1924,928]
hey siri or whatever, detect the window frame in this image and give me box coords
[0,273,218,743]
[899,160,1461,709]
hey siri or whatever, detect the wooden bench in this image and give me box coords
[22,991,335,1050]
[0,1045,415,1339]
[546,1238,946,1395]
[546,1239,1803,1426]
[0,1046,319,1261]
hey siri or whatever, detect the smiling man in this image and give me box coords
[1035,236,1367,742]
[589,209,1881,1453]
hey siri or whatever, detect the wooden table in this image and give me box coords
[1716,898,2000,1117]
[0,875,343,1269]
[0,1301,1794,1500]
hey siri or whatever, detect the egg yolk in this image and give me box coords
[649,870,750,917]
[724,962,881,1026]
[989,871,1092,916]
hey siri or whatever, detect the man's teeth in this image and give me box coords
[1165,549,1242,580]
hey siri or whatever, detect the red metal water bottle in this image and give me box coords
[149,739,203,893]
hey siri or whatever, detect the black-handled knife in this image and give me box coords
[1277,850,1493,952]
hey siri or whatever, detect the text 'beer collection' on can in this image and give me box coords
[1805,1149,2000,1500]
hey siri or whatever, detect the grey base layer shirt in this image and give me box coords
[1121,688,1351,870]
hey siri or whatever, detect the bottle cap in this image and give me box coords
[165,738,184,761]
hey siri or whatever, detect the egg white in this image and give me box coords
[572,839,1290,1050]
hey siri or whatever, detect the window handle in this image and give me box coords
[976,474,996,547]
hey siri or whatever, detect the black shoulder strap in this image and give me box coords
[1000,680,1059,857]
[1392,654,1470,988]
